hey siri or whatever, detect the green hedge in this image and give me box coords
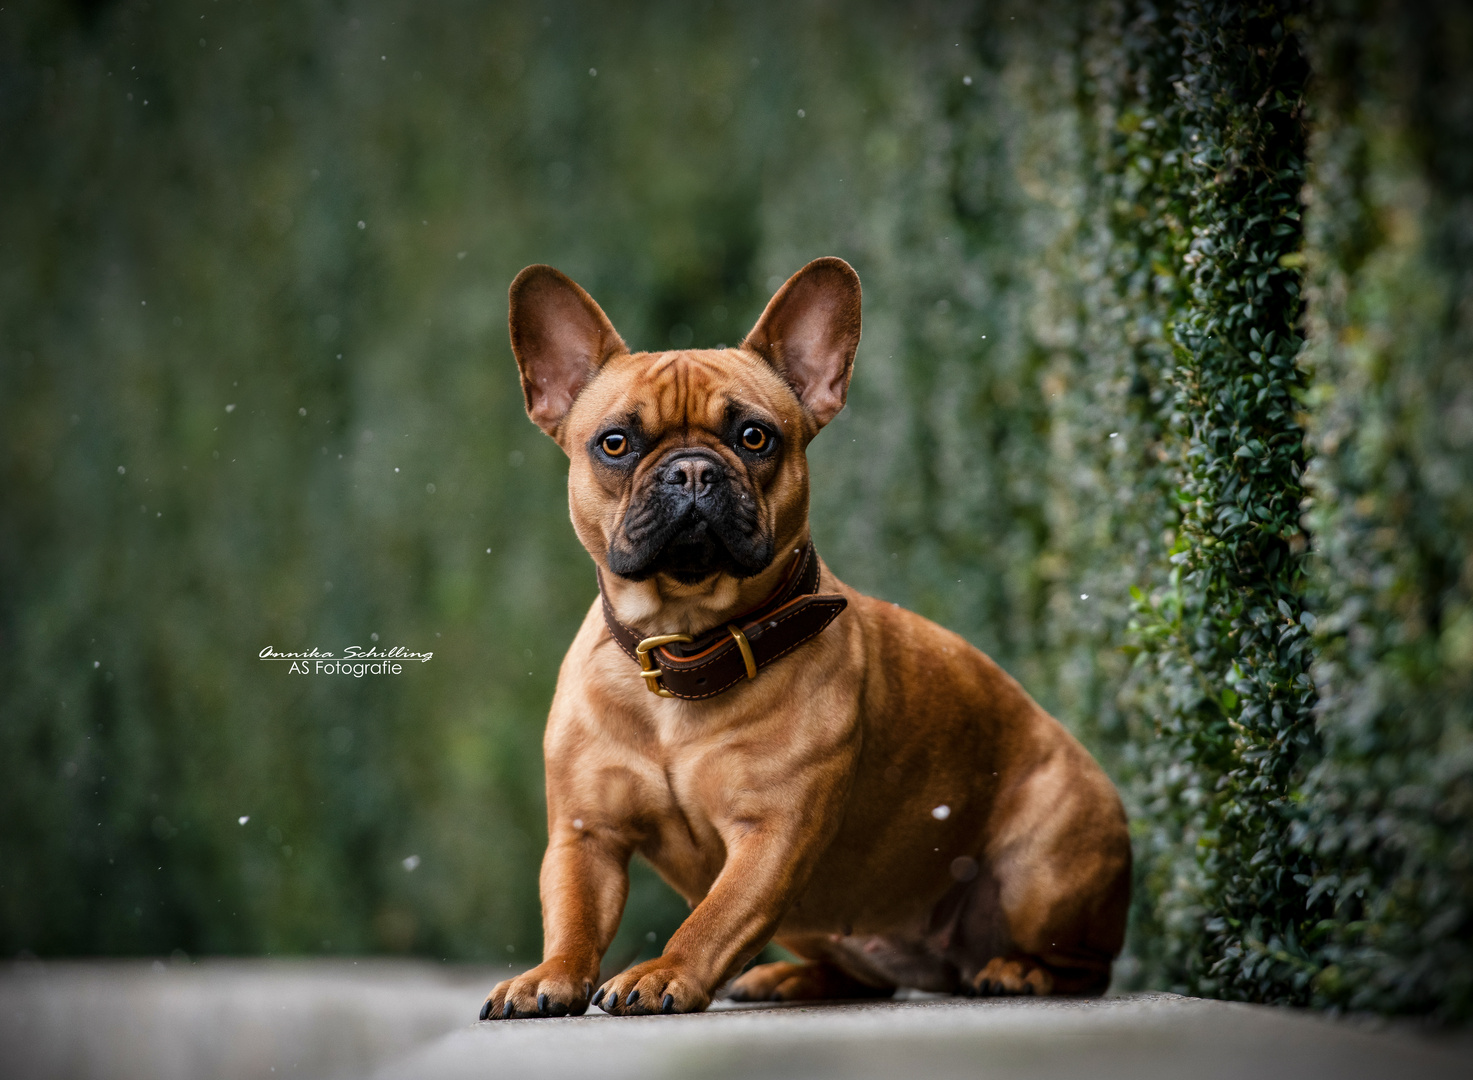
[2,0,1469,1021]
[1095,0,1321,1004]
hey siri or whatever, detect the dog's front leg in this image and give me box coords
[480,822,632,1020]
[594,820,820,1016]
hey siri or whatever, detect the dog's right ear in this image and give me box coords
[509,265,628,438]
[742,257,862,430]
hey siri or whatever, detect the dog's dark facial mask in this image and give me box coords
[508,258,861,591]
[599,416,777,584]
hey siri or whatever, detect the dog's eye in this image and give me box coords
[600,432,629,457]
[740,425,770,453]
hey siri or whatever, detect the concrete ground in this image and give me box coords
[3,960,1469,1080]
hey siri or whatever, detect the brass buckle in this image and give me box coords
[635,633,693,697]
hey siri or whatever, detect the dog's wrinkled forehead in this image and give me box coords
[578,348,800,445]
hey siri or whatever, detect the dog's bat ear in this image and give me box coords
[742,257,861,429]
[509,265,628,437]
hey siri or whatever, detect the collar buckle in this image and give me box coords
[635,633,694,697]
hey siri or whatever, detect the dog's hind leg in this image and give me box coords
[969,951,1111,997]
[962,749,1131,997]
[726,958,893,1002]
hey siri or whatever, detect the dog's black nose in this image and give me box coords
[661,453,722,497]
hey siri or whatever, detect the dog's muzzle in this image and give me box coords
[607,449,773,583]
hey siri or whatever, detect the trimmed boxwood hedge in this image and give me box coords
[1090,0,1321,1006]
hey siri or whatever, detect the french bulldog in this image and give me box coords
[480,257,1130,1019]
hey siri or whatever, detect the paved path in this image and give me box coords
[3,960,1469,1080]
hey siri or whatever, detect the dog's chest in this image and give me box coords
[633,758,727,895]
[631,716,784,883]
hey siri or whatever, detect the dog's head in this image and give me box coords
[508,259,860,589]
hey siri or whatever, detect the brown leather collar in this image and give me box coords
[598,542,848,701]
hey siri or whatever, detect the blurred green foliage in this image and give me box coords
[2,0,1469,1020]
[1293,0,1473,1019]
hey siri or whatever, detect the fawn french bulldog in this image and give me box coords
[480,258,1130,1019]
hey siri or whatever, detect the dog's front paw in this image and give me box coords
[479,956,594,1020]
[595,957,710,1016]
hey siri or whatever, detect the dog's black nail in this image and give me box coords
[584,981,592,1000]
[592,987,606,1006]
[503,999,514,1018]
[662,993,674,1013]
[479,999,492,1021]
[537,992,549,1013]
[626,989,639,1006]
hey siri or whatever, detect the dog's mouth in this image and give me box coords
[642,516,766,584]
[607,475,773,585]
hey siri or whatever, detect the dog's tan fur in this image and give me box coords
[482,259,1130,1019]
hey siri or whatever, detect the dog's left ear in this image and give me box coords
[742,257,861,429]
[509,265,628,439]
